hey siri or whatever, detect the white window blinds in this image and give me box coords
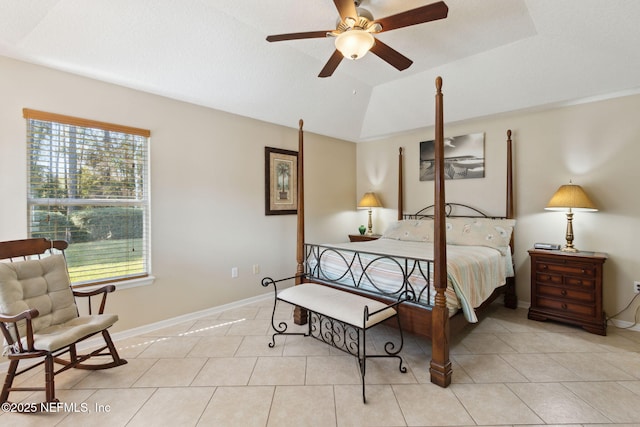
[24,109,151,287]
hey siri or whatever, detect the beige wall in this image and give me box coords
[2,55,639,329]
[357,92,640,324]
[0,56,357,331]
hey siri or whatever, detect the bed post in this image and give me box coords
[398,147,404,221]
[506,129,513,220]
[504,129,518,309]
[430,76,452,387]
[294,119,308,324]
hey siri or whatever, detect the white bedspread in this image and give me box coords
[308,238,508,322]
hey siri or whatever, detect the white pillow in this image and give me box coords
[445,217,516,254]
[382,219,434,242]
[382,217,516,254]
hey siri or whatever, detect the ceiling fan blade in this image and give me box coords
[375,1,448,33]
[370,39,413,71]
[333,0,358,22]
[318,50,344,78]
[266,31,330,42]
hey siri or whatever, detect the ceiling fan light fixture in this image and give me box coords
[335,29,374,60]
[344,17,357,28]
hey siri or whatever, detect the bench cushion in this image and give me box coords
[277,283,396,328]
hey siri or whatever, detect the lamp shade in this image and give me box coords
[358,192,382,208]
[545,184,597,212]
[335,29,375,60]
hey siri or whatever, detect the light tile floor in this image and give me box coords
[2,299,640,426]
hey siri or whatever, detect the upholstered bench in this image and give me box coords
[261,278,407,403]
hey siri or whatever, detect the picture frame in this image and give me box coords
[419,132,485,181]
[265,147,298,215]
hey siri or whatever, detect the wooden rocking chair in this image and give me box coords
[0,238,127,405]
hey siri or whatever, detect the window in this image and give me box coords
[24,109,151,287]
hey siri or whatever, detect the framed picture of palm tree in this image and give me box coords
[265,147,298,215]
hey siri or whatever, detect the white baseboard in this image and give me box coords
[3,293,638,371]
[0,292,272,370]
[107,292,272,342]
[607,318,640,332]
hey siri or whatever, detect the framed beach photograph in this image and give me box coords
[265,147,298,215]
[420,132,485,181]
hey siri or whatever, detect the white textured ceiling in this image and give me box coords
[1,0,640,142]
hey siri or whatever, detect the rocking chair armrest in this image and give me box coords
[73,284,116,315]
[0,308,40,324]
[0,308,39,351]
[73,284,116,298]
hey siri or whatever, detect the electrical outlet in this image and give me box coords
[231,267,238,278]
[634,281,640,294]
[252,264,260,275]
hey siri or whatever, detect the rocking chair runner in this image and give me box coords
[0,238,127,404]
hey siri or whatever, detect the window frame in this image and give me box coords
[24,108,152,289]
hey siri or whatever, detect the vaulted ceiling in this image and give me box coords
[2,0,639,142]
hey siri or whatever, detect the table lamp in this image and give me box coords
[358,192,383,236]
[545,182,597,252]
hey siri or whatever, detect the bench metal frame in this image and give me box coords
[262,276,407,403]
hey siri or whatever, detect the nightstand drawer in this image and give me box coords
[535,272,562,285]
[534,259,595,277]
[536,272,594,288]
[537,283,594,303]
[535,296,595,317]
[564,276,595,287]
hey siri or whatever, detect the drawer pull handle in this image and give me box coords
[561,289,567,296]
[581,269,586,273]
[541,265,548,270]
[561,303,568,310]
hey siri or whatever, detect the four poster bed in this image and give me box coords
[291,77,516,387]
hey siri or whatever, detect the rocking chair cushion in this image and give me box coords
[0,254,101,352]
[30,313,119,352]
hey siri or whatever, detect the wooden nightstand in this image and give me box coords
[348,234,381,242]
[528,249,607,335]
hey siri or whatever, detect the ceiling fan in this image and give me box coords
[266,0,449,78]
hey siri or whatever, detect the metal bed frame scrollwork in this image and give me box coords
[304,244,432,307]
